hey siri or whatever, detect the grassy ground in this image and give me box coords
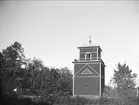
[2,92,139,105]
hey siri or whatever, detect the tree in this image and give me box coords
[58,67,73,96]
[22,58,61,105]
[111,63,137,104]
[29,66,73,105]
[1,42,74,105]
[1,42,26,95]
[21,58,45,95]
[38,67,61,105]
[20,57,73,105]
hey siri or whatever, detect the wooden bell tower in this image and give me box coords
[72,37,105,97]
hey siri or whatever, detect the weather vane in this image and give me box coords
[89,36,91,46]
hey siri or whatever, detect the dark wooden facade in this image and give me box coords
[73,45,105,97]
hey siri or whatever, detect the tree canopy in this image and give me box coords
[1,42,26,94]
[1,41,73,105]
[1,41,139,105]
[111,63,137,98]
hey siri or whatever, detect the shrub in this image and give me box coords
[55,96,100,105]
[1,92,18,105]
[17,97,33,105]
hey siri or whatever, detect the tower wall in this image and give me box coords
[74,77,100,95]
[73,45,105,97]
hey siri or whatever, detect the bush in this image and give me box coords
[2,92,138,105]
[1,92,17,105]
[130,96,139,105]
[17,97,33,105]
[55,96,100,105]
[1,92,49,105]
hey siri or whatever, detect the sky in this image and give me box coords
[0,1,139,85]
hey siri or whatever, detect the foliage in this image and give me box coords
[110,63,137,105]
[112,63,137,97]
[2,42,138,105]
[22,59,73,105]
[24,58,45,95]
[1,42,73,105]
[1,42,26,95]
[58,67,73,96]
[103,85,112,97]
[55,96,99,105]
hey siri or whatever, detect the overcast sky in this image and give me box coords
[0,1,139,85]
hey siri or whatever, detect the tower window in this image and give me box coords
[86,85,88,89]
[85,52,92,60]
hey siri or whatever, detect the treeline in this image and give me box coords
[1,42,139,105]
[0,42,72,105]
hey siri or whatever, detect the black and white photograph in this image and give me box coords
[0,0,139,105]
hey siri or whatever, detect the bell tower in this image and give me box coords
[72,37,105,97]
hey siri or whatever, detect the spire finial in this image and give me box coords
[89,36,91,46]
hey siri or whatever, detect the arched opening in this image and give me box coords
[85,52,91,60]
